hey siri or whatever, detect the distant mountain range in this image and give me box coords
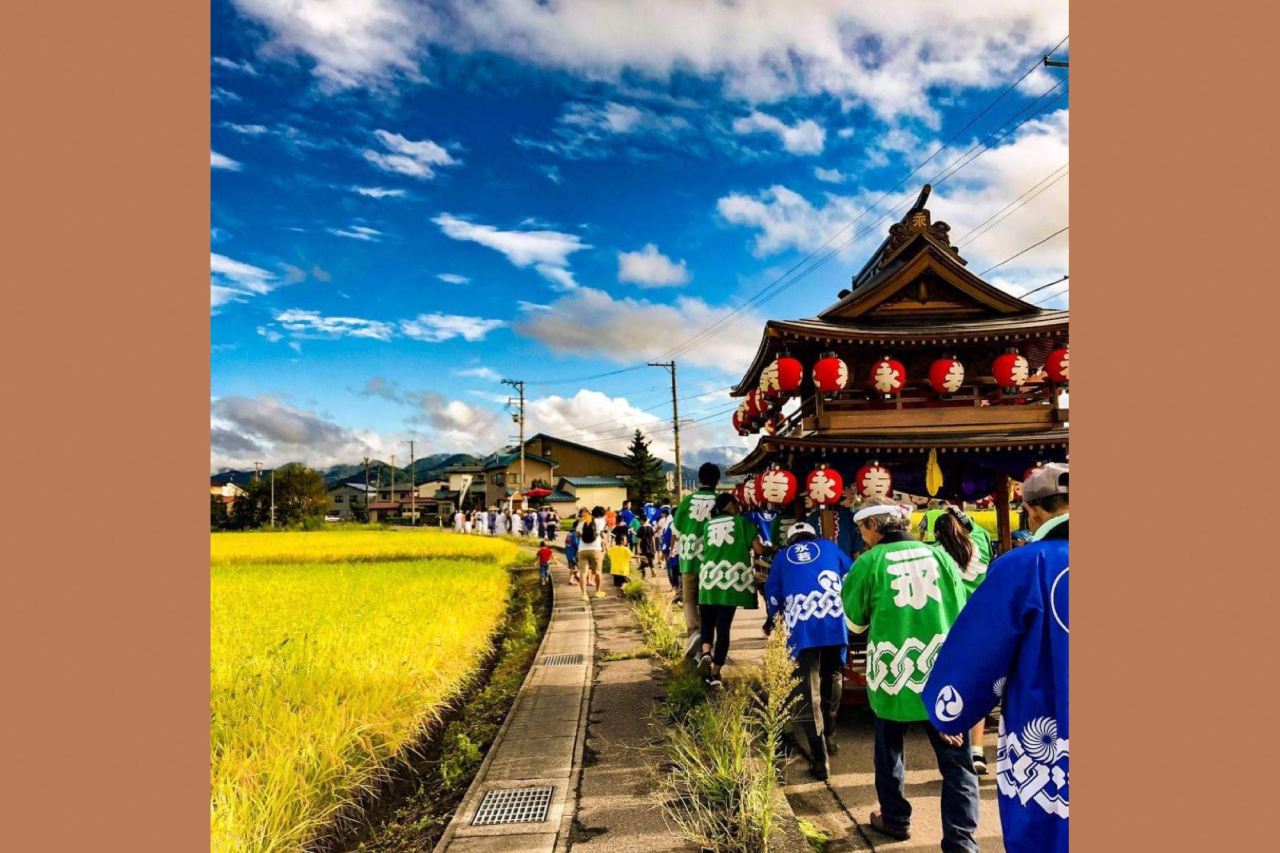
[212,446,748,489]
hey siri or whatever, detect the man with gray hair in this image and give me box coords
[841,496,979,852]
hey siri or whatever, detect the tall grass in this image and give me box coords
[210,530,520,853]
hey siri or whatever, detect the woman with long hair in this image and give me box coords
[932,509,992,775]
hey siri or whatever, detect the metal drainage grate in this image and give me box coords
[471,786,555,826]
[541,654,584,666]
[562,606,588,613]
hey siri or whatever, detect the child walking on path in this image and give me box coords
[695,491,763,688]
[605,525,635,599]
[536,540,554,586]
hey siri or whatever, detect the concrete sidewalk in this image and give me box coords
[433,559,593,853]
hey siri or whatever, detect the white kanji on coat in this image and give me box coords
[808,471,839,504]
[873,361,903,393]
[689,494,716,523]
[705,517,736,548]
[884,547,942,609]
[942,361,965,392]
[760,470,792,504]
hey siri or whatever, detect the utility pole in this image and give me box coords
[270,467,276,528]
[502,379,526,509]
[1043,55,1069,68]
[648,361,683,502]
[408,439,416,525]
[390,454,397,521]
[363,456,371,523]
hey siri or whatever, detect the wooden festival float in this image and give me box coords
[727,186,1068,553]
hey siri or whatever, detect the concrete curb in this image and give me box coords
[432,551,590,853]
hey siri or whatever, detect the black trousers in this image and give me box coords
[794,645,845,772]
[698,604,737,666]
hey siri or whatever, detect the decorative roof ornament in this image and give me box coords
[883,184,955,264]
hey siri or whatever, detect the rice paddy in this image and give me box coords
[210,529,523,853]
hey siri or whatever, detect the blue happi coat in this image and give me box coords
[764,539,853,661]
[923,519,1069,853]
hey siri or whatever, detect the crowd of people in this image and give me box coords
[447,462,1069,853]
[452,506,562,540]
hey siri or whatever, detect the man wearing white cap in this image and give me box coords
[763,521,854,780]
[924,463,1069,853]
[841,496,978,852]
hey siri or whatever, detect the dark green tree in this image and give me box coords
[230,481,264,529]
[623,429,670,505]
[210,495,230,530]
[269,463,333,526]
[350,493,370,523]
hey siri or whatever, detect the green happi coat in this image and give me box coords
[841,534,969,721]
[673,488,718,576]
[960,524,993,593]
[698,514,759,608]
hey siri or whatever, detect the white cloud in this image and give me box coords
[433,213,589,289]
[717,109,1070,282]
[211,253,283,313]
[518,100,693,160]
[837,128,855,139]
[327,225,383,241]
[231,1,1066,121]
[275,309,397,341]
[211,87,242,104]
[732,111,825,155]
[814,167,846,184]
[211,150,241,171]
[455,366,501,380]
[437,273,470,285]
[212,56,258,75]
[256,325,283,343]
[617,244,691,288]
[224,123,269,135]
[354,186,407,198]
[400,312,506,342]
[514,287,759,370]
[210,394,393,471]
[363,129,458,179]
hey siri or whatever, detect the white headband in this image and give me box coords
[853,505,903,523]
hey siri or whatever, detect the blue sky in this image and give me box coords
[210,0,1069,473]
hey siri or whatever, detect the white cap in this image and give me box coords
[786,522,817,541]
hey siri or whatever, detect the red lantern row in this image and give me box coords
[731,463,895,509]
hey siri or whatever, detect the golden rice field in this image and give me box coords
[211,530,522,853]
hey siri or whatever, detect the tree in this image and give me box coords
[211,495,230,531]
[269,463,332,526]
[350,492,370,523]
[230,481,264,529]
[623,429,670,505]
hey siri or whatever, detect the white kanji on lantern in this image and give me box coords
[834,360,849,387]
[808,470,840,504]
[860,465,892,499]
[942,362,964,392]
[873,361,903,393]
[759,469,793,504]
[1057,351,1069,381]
[1007,355,1030,385]
[760,361,780,395]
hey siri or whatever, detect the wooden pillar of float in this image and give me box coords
[995,470,1012,555]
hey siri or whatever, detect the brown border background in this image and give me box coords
[3,3,1265,850]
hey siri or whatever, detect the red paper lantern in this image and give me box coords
[855,462,893,499]
[1045,347,1069,384]
[744,389,766,420]
[928,357,966,394]
[806,467,844,506]
[761,355,804,400]
[993,352,1030,388]
[731,407,749,436]
[757,466,797,505]
[813,353,849,394]
[870,357,906,395]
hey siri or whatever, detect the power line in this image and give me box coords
[954,163,1069,247]
[1031,285,1069,306]
[653,34,1071,362]
[1018,274,1069,301]
[978,226,1069,276]
[662,79,1071,361]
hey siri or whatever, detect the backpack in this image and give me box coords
[580,519,598,544]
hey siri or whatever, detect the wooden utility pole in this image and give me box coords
[363,456,371,522]
[502,379,526,508]
[390,454,396,517]
[408,440,416,524]
[648,361,683,501]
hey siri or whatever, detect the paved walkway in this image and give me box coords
[433,559,593,853]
